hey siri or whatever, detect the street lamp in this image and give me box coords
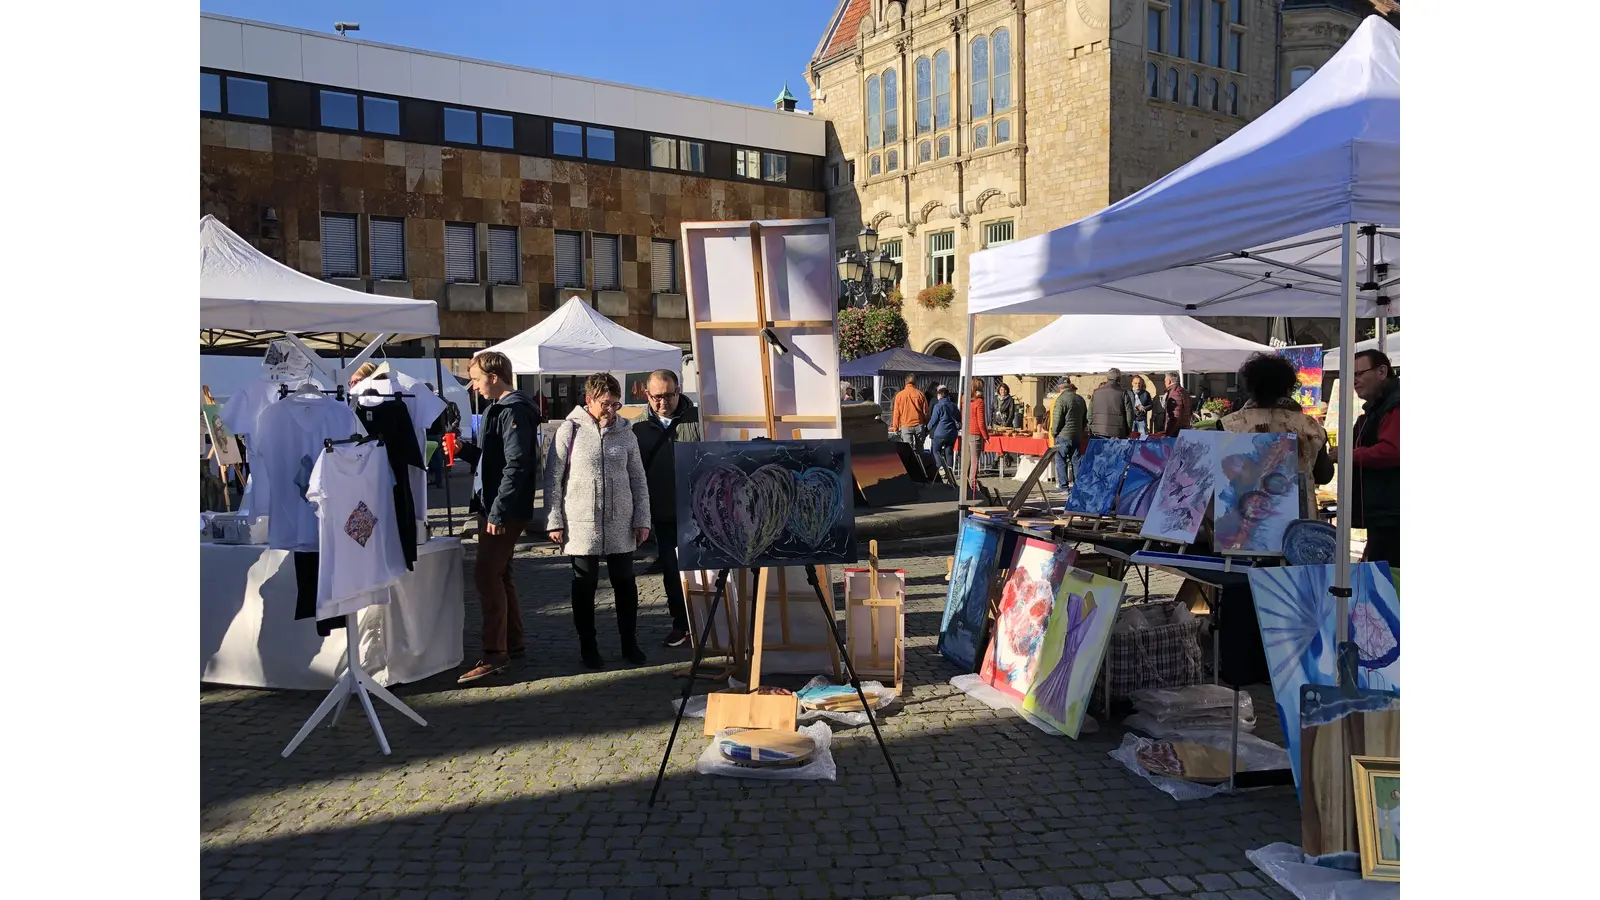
[837,226,900,308]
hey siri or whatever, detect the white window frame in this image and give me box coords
[927,230,956,287]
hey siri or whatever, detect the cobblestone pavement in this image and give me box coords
[201,524,1300,900]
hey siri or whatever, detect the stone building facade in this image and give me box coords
[199,14,826,364]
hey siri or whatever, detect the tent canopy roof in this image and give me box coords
[971,315,1276,376]
[969,16,1399,320]
[1324,331,1400,371]
[480,296,683,375]
[839,346,962,377]
[199,215,439,337]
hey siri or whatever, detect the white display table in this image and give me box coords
[201,536,464,690]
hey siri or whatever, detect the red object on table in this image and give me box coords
[443,432,459,467]
[984,435,1051,457]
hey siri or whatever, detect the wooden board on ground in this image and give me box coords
[1299,685,1401,858]
[1136,740,1244,784]
[703,691,798,737]
[717,728,818,768]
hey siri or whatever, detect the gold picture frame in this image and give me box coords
[1350,755,1400,881]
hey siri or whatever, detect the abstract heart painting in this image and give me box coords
[938,516,1007,672]
[1246,561,1400,791]
[1113,438,1175,520]
[1064,439,1135,516]
[1022,568,1126,738]
[675,440,857,570]
[980,537,1078,701]
[1140,431,1228,543]
[1213,432,1300,553]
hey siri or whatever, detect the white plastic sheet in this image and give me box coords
[1247,842,1400,900]
[949,673,1097,737]
[1109,732,1290,802]
[697,722,837,782]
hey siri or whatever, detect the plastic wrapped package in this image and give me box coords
[794,675,899,727]
[1109,732,1290,801]
[1246,842,1400,900]
[697,722,837,782]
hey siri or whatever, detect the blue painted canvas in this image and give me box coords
[1114,438,1175,519]
[1247,562,1400,793]
[938,516,1005,671]
[1065,439,1135,516]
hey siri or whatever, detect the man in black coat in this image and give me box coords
[632,369,703,647]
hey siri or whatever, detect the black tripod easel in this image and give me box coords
[648,561,903,806]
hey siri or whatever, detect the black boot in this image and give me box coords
[580,639,604,670]
[621,641,647,665]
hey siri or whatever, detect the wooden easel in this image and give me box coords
[844,540,905,692]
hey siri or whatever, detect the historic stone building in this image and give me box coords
[199,13,826,371]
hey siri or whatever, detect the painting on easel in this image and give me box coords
[1064,439,1135,516]
[674,440,857,571]
[1114,438,1174,520]
[937,516,1005,672]
[979,538,1077,701]
[1213,432,1300,553]
[1140,431,1227,543]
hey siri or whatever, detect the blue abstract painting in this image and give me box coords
[938,516,1005,672]
[1114,438,1175,519]
[1065,439,1134,516]
[1246,562,1400,793]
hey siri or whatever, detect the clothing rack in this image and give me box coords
[324,434,384,453]
[279,383,347,401]
[351,387,453,534]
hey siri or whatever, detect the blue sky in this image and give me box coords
[200,0,835,110]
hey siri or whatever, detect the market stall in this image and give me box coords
[970,315,1277,377]
[481,295,682,375]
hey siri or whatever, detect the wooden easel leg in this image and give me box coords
[748,569,769,690]
[820,566,842,681]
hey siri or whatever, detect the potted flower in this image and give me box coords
[916,284,955,310]
[838,306,910,361]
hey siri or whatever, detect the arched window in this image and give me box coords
[934,50,951,130]
[1226,82,1239,116]
[971,36,989,119]
[866,75,881,149]
[870,154,881,176]
[915,57,932,134]
[1208,77,1220,111]
[993,28,1011,111]
[937,134,950,158]
[918,140,932,162]
[886,148,898,171]
[973,124,988,150]
[1289,66,1314,92]
[1188,73,1200,106]
[1167,68,1179,103]
[1147,63,1159,99]
[996,119,1010,143]
[883,69,899,143]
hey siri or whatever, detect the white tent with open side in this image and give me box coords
[1324,331,1400,371]
[971,315,1277,376]
[479,295,683,375]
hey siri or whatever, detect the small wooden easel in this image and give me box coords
[844,540,905,692]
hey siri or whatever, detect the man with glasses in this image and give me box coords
[631,369,702,647]
[1348,349,1400,570]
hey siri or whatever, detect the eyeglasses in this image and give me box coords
[589,398,622,410]
[647,392,678,402]
[1352,366,1376,379]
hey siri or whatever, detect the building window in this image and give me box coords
[1211,1,1225,67]
[1230,0,1242,24]
[587,127,616,161]
[933,50,951,130]
[201,72,221,113]
[679,140,705,173]
[927,231,955,287]
[870,155,881,176]
[554,230,584,288]
[444,107,477,144]
[553,122,583,157]
[971,36,989,119]
[320,90,359,130]
[882,239,903,264]
[1148,5,1164,54]
[887,149,899,172]
[915,57,932,135]
[918,141,932,163]
[1227,82,1239,116]
[1228,31,1242,72]
[1188,73,1201,106]
[984,220,1015,248]
[763,153,787,183]
[1187,0,1203,61]
[1147,63,1159,99]
[487,225,519,285]
[1289,66,1314,92]
[651,238,678,293]
[225,77,268,118]
[1167,68,1180,103]
[937,134,950,159]
[996,119,1010,143]
[866,74,882,149]
[370,217,406,280]
[1208,77,1220,110]
[847,159,856,182]
[883,69,899,144]
[650,136,676,169]
[828,162,841,187]
[445,222,478,283]
[483,113,514,149]
[736,148,760,178]
[592,234,621,290]
[973,124,988,150]
[320,213,358,278]
[363,96,400,135]
[994,28,1012,112]
[1170,2,1183,59]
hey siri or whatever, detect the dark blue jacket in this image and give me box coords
[927,396,960,443]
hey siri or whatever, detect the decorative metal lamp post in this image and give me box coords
[837,227,900,308]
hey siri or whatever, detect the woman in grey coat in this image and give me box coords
[545,373,652,669]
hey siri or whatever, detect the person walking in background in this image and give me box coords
[964,381,991,493]
[1162,372,1193,437]
[1222,353,1334,519]
[890,374,931,447]
[1127,375,1154,437]
[1050,378,1087,492]
[1349,349,1400,571]
[926,385,960,483]
[1090,369,1135,439]
[545,373,653,669]
[456,351,538,684]
[631,369,701,649]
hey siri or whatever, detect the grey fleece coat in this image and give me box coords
[544,406,652,557]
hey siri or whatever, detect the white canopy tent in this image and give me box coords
[479,295,683,375]
[961,16,1401,641]
[971,315,1276,376]
[1323,331,1401,371]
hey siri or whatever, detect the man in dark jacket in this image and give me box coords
[632,369,703,647]
[1050,379,1087,492]
[1162,372,1192,437]
[457,351,542,683]
[1090,368,1136,438]
[926,386,960,483]
[1349,349,1400,570]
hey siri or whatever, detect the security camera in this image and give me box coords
[334,22,360,36]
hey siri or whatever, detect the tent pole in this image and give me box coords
[434,340,454,537]
[1333,222,1359,684]
[958,315,976,505]
[1366,225,1389,355]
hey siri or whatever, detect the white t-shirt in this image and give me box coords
[307,443,407,618]
[219,375,323,439]
[252,394,362,551]
[351,370,447,538]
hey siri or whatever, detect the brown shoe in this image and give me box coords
[456,655,509,684]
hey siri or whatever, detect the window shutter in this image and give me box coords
[651,239,676,292]
[554,231,584,288]
[487,226,519,284]
[445,222,477,283]
[369,218,405,279]
[320,214,358,278]
[593,234,620,290]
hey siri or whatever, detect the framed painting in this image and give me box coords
[938,516,1005,672]
[1114,437,1175,520]
[1275,345,1325,413]
[1140,431,1227,544]
[1064,439,1134,516]
[1212,432,1299,554]
[1351,755,1401,881]
[979,538,1078,701]
[1021,567,1126,738]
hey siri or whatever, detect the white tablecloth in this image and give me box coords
[201,537,465,690]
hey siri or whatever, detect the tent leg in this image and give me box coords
[434,341,454,537]
[1333,222,1359,682]
[958,316,976,506]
